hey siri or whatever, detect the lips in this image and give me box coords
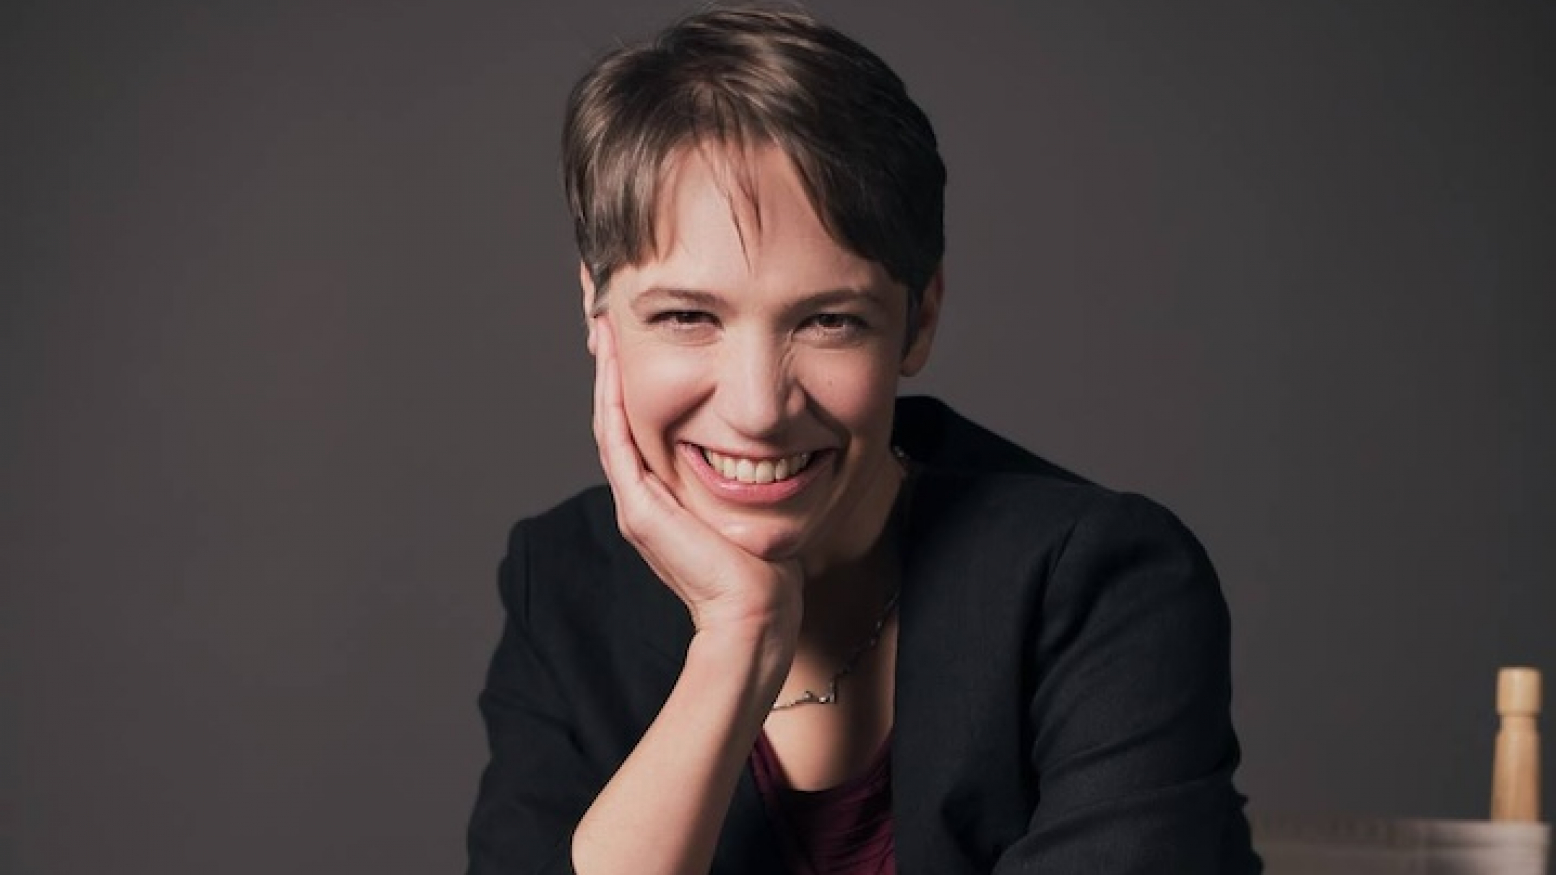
[680,443,832,506]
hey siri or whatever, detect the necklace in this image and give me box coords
[768,447,914,712]
[768,588,900,711]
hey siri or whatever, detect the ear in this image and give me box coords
[899,265,944,377]
[580,261,599,356]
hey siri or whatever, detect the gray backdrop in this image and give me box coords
[3,1,1553,872]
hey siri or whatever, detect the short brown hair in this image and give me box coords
[562,4,946,313]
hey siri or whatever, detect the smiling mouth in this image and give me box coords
[699,447,817,484]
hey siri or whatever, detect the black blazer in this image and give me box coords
[468,397,1260,874]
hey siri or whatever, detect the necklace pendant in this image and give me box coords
[770,685,839,711]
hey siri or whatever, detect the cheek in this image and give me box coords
[802,352,900,436]
[615,341,710,454]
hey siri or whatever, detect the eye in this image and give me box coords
[803,312,869,337]
[649,310,717,329]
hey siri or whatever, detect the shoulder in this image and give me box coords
[910,467,1212,600]
[506,484,616,554]
[496,485,631,625]
[498,485,689,650]
[894,394,1209,577]
[895,396,1224,648]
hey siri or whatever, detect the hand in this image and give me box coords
[591,317,804,645]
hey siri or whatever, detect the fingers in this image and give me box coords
[591,318,670,535]
[591,317,630,483]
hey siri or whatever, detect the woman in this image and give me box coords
[469,6,1259,874]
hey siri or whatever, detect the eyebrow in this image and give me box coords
[631,286,888,311]
[632,287,724,310]
[801,287,888,309]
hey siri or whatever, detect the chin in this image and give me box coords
[713,517,811,562]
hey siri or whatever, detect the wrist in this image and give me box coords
[689,589,803,653]
[687,618,798,707]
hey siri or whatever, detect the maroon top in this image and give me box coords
[749,731,897,875]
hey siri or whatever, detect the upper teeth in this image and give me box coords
[702,448,813,484]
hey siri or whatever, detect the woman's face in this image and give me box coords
[585,143,941,569]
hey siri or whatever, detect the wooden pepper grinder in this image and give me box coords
[1491,666,1542,822]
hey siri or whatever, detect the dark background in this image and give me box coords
[4,1,1553,872]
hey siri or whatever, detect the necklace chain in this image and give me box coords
[768,589,900,711]
[769,446,913,713]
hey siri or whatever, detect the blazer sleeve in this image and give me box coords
[467,520,589,875]
[994,492,1261,873]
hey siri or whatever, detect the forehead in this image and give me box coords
[626,143,887,296]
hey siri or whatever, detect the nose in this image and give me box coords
[714,332,804,441]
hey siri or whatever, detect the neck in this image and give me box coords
[799,445,904,577]
[795,451,908,658]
